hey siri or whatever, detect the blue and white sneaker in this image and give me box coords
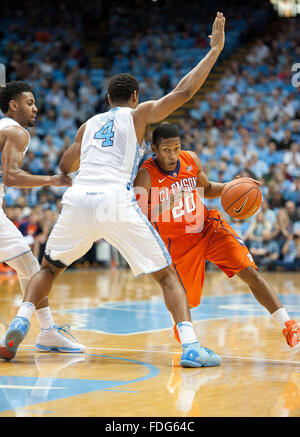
[0,316,30,361]
[180,341,221,368]
[35,324,85,353]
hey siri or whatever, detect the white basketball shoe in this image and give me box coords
[35,324,85,353]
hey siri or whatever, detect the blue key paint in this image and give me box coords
[54,294,300,335]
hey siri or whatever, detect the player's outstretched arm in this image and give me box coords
[1,126,71,188]
[132,12,225,134]
[59,123,86,175]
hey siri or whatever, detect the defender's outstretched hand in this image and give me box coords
[209,12,225,52]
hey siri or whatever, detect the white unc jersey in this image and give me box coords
[45,107,172,276]
[74,107,146,188]
[0,117,30,199]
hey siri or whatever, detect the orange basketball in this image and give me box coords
[221,177,262,219]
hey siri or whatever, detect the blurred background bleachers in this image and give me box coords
[0,0,299,274]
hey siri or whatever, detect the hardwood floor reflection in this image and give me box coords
[0,268,299,417]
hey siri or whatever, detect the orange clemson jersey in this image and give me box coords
[141,151,208,239]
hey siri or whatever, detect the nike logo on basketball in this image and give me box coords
[234,197,248,214]
[159,178,167,183]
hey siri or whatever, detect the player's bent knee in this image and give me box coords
[41,255,66,278]
[238,265,263,288]
[7,251,40,280]
[151,265,176,286]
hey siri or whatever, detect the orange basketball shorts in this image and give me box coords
[164,209,257,309]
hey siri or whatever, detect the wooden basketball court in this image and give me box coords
[0,268,299,417]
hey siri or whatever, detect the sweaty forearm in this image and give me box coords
[3,168,52,188]
[174,47,220,97]
[204,181,226,198]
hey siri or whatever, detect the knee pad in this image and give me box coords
[7,251,40,280]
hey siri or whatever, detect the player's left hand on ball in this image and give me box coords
[235,174,262,186]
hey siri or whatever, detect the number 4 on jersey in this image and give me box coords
[94,120,114,147]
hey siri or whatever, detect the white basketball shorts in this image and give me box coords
[45,184,171,277]
[0,202,31,263]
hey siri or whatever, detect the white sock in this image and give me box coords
[17,302,36,322]
[35,307,55,329]
[177,321,197,345]
[271,308,291,330]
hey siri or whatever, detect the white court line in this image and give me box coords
[0,385,64,390]
[22,344,300,365]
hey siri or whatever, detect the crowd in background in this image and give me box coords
[0,0,300,272]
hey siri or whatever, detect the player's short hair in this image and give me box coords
[0,81,33,113]
[107,73,139,103]
[152,123,180,147]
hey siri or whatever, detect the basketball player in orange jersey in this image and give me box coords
[134,123,300,349]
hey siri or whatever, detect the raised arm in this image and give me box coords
[1,126,71,188]
[59,123,86,174]
[132,12,225,143]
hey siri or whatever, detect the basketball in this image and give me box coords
[221,177,262,219]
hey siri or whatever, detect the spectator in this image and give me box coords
[246,39,271,64]
[159,74,172,95]
[285,200,298,226]
[139,77,163,101]
[33,208,58,263]
[269,208,293,254]
[56,108,77,136]
[274,217,300,270]
[245,211,272,251]
[40,135,60,164]
[225,86,240,107]
[278,130,293,150]
[248,151,269,178]
[260,199,277,229]
[280,234,298,265]
[37,108,57,137]
[283,143,300,178]
[44,82,65,110]
[245,211,279,267]
[270,121,285,144]
[19,211,42,250]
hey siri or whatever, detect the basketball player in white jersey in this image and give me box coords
[0,13,226,366]
[0,81,85,353]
